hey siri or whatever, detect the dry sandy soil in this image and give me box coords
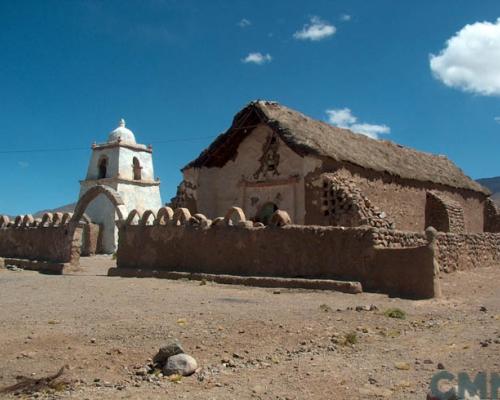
[0,256,498,399]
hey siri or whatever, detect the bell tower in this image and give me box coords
[79,119,162,253]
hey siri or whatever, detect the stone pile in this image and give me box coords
[152,342,198,377]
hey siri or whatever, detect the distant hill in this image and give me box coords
[33,202,76,218]
[477,177,500,206]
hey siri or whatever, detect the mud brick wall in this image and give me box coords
[0,214,82,264]
[115,206,439,298]
[435,232,500,272]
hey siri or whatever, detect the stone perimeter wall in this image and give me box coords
[1,205,498,298]
[435,232,500,273]
[115,206,441,299]
[0,213,82,265]
[371,227,500,273]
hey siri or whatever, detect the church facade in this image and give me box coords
[173,101,495,233]
[79,119,162,253]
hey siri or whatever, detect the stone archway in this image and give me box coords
[72,185,126,224]
[68,185,127,262]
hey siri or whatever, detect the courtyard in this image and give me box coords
[0,257,498,399]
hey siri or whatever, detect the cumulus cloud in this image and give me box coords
[293,16,336,41]
[430,18,500,96]
[340,14,351,22]
[242,52,272,65]
[325,108,390,139]
[238,18,251,28]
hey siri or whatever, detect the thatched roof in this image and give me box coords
[184,101,489,195]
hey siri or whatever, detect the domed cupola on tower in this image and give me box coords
[108,119,136,144]
[78,118,162,253]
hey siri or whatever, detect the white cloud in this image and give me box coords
[293,16,336,41]
[495,116,500,124]
[340,14,351,22]
[325,108,356,126]
[18,161,29,168]
[238,18,251,28]
[325,108,390,139]
[242,52,272,65]
[430,18,500,96]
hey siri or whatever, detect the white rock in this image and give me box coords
[163,354,198,377]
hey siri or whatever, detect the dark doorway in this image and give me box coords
[255,202,278,225]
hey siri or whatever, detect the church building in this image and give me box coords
[79,119,162,253]
[173,100,496,233]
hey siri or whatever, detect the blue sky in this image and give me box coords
[1,0,499,216]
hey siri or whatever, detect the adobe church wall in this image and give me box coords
[180,125,321,224]
[304,161,486,232]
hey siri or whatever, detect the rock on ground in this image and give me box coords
[153,342,184,366]
[163,354,198,377]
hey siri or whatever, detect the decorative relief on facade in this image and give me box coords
[253,133,281,180]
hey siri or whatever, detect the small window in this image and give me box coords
[133,157,142,180]
[98,157,108,179]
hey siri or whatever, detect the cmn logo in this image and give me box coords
[429,371,500,399]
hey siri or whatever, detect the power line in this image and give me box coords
[0,136,216,154]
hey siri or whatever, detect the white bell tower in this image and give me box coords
[79,119,162,253]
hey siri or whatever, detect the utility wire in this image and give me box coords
[0,136,216,154]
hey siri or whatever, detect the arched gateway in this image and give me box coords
[66,185,127,264]
[72,184,127,225]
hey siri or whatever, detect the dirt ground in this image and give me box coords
[0,256,498,399]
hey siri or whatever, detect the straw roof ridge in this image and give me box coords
[184,100,489,195]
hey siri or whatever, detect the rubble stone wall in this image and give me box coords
[484,199,500,233]
[370,228,427,248]
[435,232,500,272]
[369,226,500,273]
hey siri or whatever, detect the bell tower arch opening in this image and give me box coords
[98,156,108,179]
[133,157,142,180]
